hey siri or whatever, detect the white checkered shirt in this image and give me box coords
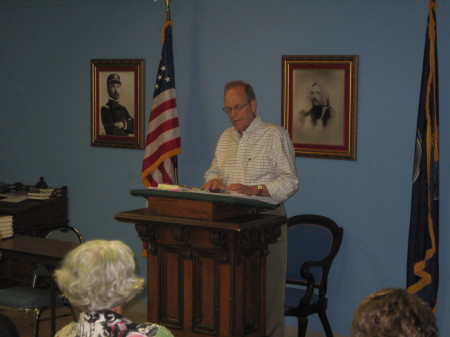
[204,115,299,204]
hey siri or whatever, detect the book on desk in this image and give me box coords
[0,215,13,239]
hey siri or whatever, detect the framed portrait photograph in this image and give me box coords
[91,59,145,149]
[282,55,358,160]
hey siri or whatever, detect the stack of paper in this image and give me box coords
[157,184,182,191]
[156,184,208,193]
[0,215,13,239]
[28,188,55,200]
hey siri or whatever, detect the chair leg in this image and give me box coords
[297,316,308,337]
[31,308,42,337]
[318,309,333,337]
[26,311,35,329]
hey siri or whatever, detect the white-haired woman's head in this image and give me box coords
[55,239,144,311]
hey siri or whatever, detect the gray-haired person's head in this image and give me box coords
[55,240,144,311]
[224,80,256,102]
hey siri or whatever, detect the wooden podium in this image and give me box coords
[116,189,285,337]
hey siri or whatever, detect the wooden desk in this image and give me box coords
[0,194,69,285]
[0,235,79,336]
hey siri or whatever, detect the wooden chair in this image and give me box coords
[284,214,343,337]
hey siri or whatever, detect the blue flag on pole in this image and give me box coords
[406,0,439,311]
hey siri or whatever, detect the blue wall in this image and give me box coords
[1,1,448,336]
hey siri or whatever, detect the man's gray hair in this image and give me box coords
[224,80,256,101]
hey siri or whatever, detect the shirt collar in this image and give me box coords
[233,115,261,137]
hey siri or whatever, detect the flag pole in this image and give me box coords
[164,0,178,184]
[165,0,171,21]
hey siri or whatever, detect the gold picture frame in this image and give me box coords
[282,55,358,160]
[91,59,145,149]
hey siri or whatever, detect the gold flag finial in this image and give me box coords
[153,0,171,21]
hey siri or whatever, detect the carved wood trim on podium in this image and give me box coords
[116,195,285,337]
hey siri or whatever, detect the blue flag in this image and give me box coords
[406,0,439,311]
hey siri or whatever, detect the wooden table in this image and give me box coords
[0,193,69,284]
[0,235,79,336]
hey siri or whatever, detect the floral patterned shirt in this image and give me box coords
[55,310,174,337]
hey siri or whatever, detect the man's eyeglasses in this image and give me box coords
[222,101,251,114]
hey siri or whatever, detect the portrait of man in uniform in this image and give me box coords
[100,73,135,136]
[91,59,144,149]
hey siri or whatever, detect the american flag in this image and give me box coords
[142,22,181,187]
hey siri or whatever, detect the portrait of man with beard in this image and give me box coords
[100,73,135,136]
[296,80,343,145]
[300,81,335,128]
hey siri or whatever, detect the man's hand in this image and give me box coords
[114,121,125,129]
[227,184,267,196]
[226,183,255,196]
[202,178,225,192]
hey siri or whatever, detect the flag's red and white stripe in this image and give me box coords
[142,88,180,187]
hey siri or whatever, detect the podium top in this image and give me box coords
[130,188,277,210]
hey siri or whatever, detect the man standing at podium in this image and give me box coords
[203,80,299,337]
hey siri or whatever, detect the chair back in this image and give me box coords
[32,226,83,286]
[45,226,84,243]
[286,214,343,296]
